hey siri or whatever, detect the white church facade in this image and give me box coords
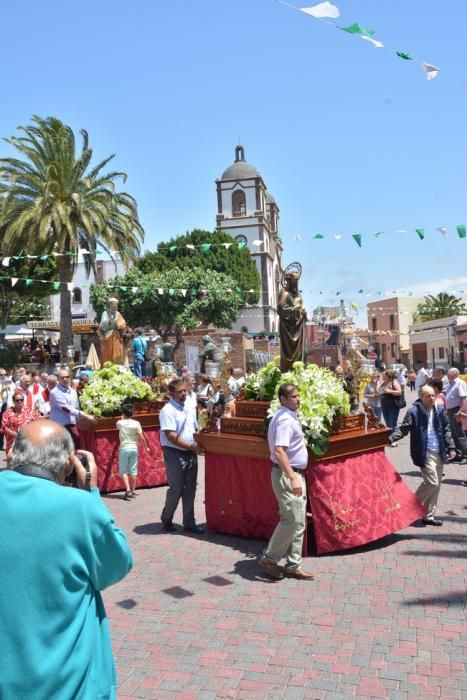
[215,145,283,333]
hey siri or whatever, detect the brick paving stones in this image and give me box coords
[99,392,466,698]
[2,388,466,698]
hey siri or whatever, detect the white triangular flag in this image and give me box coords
[360,35,384,48]
[2,257,10,267]
[437,226,448,238]
[27,255,37,259]
[186,244,195,250]
[180,289,187,297]
[300,2,340,19]
[396,230,407,235]
[421,62,440,81]
[11,278,18,287]
[157,288,164,295]
[222,243,232,249]
[292,235,302,241]
[252,239,262,246]
[131,287,138,294]
[67,283,73,292]
[333,234,342,240]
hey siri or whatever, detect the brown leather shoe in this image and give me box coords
[284,568,314,580]
[259,557,284,579]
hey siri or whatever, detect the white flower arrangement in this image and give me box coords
[267,362,351,455]
[79,362,156,417]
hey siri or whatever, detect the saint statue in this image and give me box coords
[277,263,307,372]
[98,297,127,365]
[199,335,224,374]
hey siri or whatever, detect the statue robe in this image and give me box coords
[278,289,305,372]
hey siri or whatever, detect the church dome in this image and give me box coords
[221,145,260,180]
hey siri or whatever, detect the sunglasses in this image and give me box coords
[60,375,70,379]
[13,398,24,403]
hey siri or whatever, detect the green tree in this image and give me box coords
[414,293,467,322]
[0,115,144,355]
[136,228,260,304]
[0,198,58,326]
[90,267,243,348]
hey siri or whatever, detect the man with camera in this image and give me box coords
[0,420,133,699]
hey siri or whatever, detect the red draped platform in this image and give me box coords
[80,416,167,493]
[199,431,425,555]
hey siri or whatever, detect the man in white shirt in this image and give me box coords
[445,368,467,464]
[259,383,314,580]
[414,361,430,391]
[159,379,204,534]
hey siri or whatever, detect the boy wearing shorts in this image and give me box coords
[116,403,150,500]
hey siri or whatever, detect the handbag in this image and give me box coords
[393,383,406,409]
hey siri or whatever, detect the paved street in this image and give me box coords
[100,391,467,700]
[2,392,466,699]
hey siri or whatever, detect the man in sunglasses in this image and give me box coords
[49,369,96,447]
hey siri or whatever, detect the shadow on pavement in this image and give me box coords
[116,598,138,609]
[403,549,467,558]
[230,557,284,583]
[403,590,467,607]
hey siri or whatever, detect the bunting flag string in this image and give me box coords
[2,223,465,267]
[0,270,465,302]
[277,2,467,85]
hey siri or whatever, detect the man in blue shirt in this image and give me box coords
[159,378,204,533]
[131,329,147,378]
[0,420,132,699]
[50,368,96,447]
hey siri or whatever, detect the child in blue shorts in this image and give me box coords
[116,402,150,500]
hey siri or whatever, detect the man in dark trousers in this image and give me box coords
[159,378,204,533]
[388,384,456,526]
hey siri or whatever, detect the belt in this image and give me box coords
[273,464,305,474]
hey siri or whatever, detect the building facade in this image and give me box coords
[48,254,126,323]
[409,315,467,370]
[215,145,283,333]
[367,297,421,366]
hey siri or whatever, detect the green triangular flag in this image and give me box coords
[352,234,362,248]
[336,291,341,296]
[358,289,364,293]
[169,246,177,253]
[236,286,242,293]
[168,288,176,296]
[25,279,33,287]
[375,232,384,238]
[313,234,324,239]
[201,244,212,252]
[416,228,425,240]
[40,255,49,261]
[456,225,466,239]
[236,242,246,250]
[119,286,127,292]
[340,23,375,36]
[396,51,413,60]
[53,282,60,290]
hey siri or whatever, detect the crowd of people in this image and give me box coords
[0,356,466,696]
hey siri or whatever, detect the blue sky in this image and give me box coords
[1,0,466,324]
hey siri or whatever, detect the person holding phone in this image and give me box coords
[0,420,132,699]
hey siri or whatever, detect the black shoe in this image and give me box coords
[458,458,467,465]
[183,524,205,534]
[162,521,176,532]
[123,491,132,501]
[422,517,443,526]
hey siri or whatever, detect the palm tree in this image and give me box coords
[0,115,144,355]
[414,292,467,322]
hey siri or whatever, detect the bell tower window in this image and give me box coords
[232,190,246,217]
